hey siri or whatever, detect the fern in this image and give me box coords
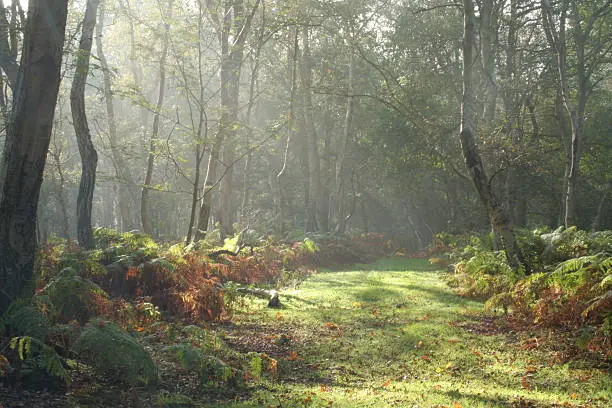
[72,319,157,385]
[39,267,107,323]
[551,253,611,292]
[165,343,201,371]
[9,336,69,384]
[248,352,263,380]
[1,300,51,341]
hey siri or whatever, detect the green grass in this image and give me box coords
[201,258,611,407]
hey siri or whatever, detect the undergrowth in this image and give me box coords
[437,227,612,358]
[0,229,391,395]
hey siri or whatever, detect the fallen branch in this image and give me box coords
[234,287,281,308]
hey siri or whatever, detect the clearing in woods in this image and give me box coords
[212,258,611,407]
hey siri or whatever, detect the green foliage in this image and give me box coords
[248,352,263,380]
[9,336,69,384]
[164,342,235,387]
[38,267,107,323]
[72,318,157,385]
[93,227,159,257]
[550,253,611,292]
[540,226,591,264]
[445,227,612,353]
[155,391,196,408]
[1,300,51,341]
[301,238,319,255]
[515,229,546,270]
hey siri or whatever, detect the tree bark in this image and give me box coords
[71,0,100,250]
[0,0,18,89]
[141,0,172,236]
[460,0,527,273]
[0,0,69,315]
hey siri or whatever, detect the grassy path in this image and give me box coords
[215,258,611,407]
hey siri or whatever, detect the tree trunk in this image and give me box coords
[301,25,321,233]
[141,0,172,236]
[0,0,18,89]
[591,180,611,231]
[460,0,527,273]
[335,43,355,235]
[71,0,100,250]
[0,0,69,315]
[96,0,138,232]
[541,0,604,228]
[198,0,260,240]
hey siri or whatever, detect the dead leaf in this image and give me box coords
[521,376,530,389]
[382,378,392,387]
[287,351,300,361]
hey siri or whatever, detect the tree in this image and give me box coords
[460,0,527,272]
[541,0,611,227]
[0,0,69,314]
[195,0,261,240]
[71,0,101,249]
[141,0,172,236]
[96,0,139,232]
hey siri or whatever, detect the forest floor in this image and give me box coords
[201,258,611,408]
[3,257,610,407]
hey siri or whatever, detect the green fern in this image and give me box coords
[551,253,611,292]
[248,352,263,380]
[9,336,69,384]
[1,300,51,341]
[165,343,201,371]
[39,267,107,323]
[72,319,157,385]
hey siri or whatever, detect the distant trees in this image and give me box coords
[0,0,605,273]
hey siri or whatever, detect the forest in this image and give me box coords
[0,0,610,407]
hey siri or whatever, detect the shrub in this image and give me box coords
[93,227,158,258]
[72,318,157,385]
[38,267,107,324]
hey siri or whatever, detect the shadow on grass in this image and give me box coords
[393,284,471,306]
[354,287,401,302]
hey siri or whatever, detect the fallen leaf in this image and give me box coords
[454,402,463,408]
[420,355,430,361]
[382,378,392,387]
[320,384,331,392]
[287,351,300,361]
[521,376,530,389]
